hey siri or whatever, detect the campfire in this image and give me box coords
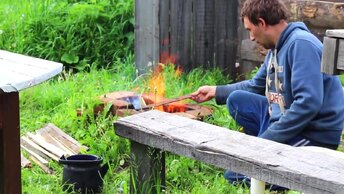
[97,91,212,120]
[95,63,212,120]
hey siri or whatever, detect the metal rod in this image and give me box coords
[142,94,192,110]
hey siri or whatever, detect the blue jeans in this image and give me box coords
[223,90,319,190]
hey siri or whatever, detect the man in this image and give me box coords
[191,0,344,189]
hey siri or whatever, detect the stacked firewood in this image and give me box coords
[20,123,87,174]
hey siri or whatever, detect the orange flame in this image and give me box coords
[160,51,178,65]
[146,61,186,113]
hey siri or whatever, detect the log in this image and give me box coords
[286,0,344,29]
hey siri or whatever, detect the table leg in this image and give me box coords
[0,92,21,194]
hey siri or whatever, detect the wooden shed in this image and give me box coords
[135,0,344,80]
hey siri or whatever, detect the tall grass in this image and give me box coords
[19,55,250,193]
[0,0,134,71]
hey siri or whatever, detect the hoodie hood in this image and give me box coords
[276,22,310,51]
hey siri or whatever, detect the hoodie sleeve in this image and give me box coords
[215,52,271,105]
[260,39,323,143]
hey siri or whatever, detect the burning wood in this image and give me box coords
[141,94,192,110]
[97,91,212,120]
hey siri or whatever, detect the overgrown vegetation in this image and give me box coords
[0,0,134,71]
[20,62,250,193]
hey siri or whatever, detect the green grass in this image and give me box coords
[0,0,134,71]
[18,58,247,193]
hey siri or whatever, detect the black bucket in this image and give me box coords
[59,154,109,194]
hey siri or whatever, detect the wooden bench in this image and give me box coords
[114,110,344,194]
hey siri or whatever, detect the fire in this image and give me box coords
[146,62,187,113]
[160,51,178,65]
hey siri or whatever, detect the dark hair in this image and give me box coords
[241,0,289,26]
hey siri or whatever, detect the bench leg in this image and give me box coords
[130,140,165,194]
[0,92,21,194]
[250,178,265,194]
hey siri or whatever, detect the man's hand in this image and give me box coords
[191,86,216,103]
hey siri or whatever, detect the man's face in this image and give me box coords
[243,17,273,49]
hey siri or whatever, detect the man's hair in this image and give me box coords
[241,0,289,26]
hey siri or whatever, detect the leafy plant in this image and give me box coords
[0,0,134,71]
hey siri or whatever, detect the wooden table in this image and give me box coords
[0,50,62,193]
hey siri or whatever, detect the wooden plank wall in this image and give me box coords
[136,0,239,78]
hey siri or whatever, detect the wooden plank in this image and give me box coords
[0,92,21,194]
[26,132,65,158]
[214,0,238,77]
[115,110,344,194]
[43,124,86,154]
[130,141,165,194]
[45,123,85,149]
[321,37,338,74]
[21,136,59,161]
[337,39,344,70]
[36,128,75,156]
[170,0,193,71]
[159,0,170,65]
[29,156,53,175]
[21,141,54,174]
[135,0,160,75]
[20,144,49,165]
[326,29,344,39]
[193,0,215,70]
[21,154,31,168]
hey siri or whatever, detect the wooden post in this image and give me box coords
[0,91,21,194]
[135,0,160,75]
[130,141,165,194]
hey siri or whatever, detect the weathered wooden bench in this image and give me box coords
[114,110,344,194]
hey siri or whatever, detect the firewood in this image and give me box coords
[26,132,65,158]
[21,144,49,165]
[21,136,59,161]
[36,129,75,156]
[29,156,53,175]
[142,94,192,109]
[44,123,88,152]
[21,154,31,168]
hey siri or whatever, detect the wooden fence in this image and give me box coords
[135,0,344,80]
[135,0,239,78]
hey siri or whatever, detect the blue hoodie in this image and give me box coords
[216,22,344,146]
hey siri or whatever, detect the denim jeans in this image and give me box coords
[223,90,323,190]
